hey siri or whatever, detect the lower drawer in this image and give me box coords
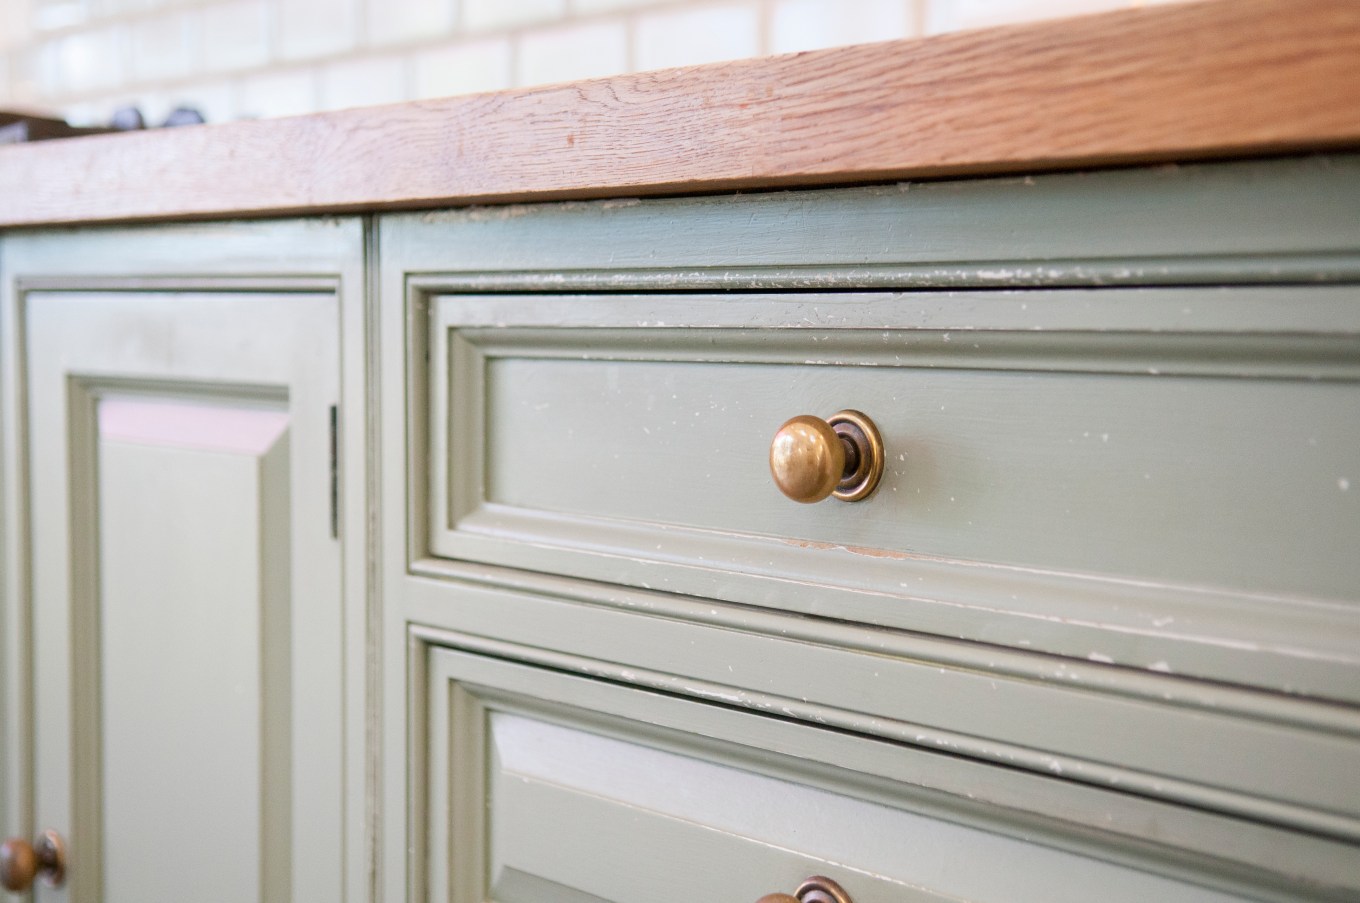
[417,642,1359,903]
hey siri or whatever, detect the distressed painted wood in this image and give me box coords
[96,401,291,900]
[0,220,370,903]
[2,144,1357,903]
[381,155,1360,704]
[396,574,1360,850]
[372,154,1360,902]
[26,293,339,902]
[415,636,1360,902]
[422,287,1360,700]
[378,155,1360,278]
[2,0,1360,228]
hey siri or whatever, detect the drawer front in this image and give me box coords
[421,287,1360,701]
[417,641,1358,903]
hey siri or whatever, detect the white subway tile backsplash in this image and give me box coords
[412,36,511,98]
[771,0,912,53]
[198,0,269,72]
[31,0,88,32]
[364,0,454,46]
[129,10,191,81]
[924,0,1130,34]
[0,0,1187,124]
[165,77,234,122]
[234,66,315,117]
[569,0,668,13]
[73,81,234,127]
[124,87,174,123]
[18,40,61,99]
[319,53,407,109]
[0,0,34,52]
[56,25,124,93]
[275,0,357,60]
[516,19,626,86]
[62,98,105,124]
[634,2,760,71]
[98,0,161,16]
[463,0,564,34]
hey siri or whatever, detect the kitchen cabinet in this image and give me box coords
[0,221,371,902]
[375,155,1360,902]
[1,156,1357,903]
[0,4,1357,899]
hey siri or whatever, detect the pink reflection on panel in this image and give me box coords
[98,397,289,455]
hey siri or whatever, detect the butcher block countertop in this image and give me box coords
[2,0,1359,228]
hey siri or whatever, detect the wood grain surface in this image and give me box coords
[2,0,1359,227]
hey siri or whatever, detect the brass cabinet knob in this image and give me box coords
[0,830,66,892]
[757,876,854,903]
[769,410,884,503]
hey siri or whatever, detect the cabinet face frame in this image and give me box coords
[0,219,374,903]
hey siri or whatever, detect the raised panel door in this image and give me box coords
[22,291,342,902]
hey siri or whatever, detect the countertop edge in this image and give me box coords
[3,0,1360,228]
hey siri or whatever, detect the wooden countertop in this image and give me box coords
[3,0,1359,228]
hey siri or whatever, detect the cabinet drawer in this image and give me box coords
[418,642,1358,903]
[421,287,1360,701]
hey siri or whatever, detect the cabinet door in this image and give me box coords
[23,290,341,903]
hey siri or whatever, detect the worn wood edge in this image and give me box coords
[3,0,1360,228]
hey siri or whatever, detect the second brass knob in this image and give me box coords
[0,830,65,892]
[769,410,884,504]
[756,876,855,903]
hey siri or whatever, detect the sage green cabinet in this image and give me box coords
[416,634,1347,903]
[0,222,370,903]
[422,286,1360,701]
[379,155,1360,903]
[2,154,1359,903]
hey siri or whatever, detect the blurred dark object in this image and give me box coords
[162,107,205,128]
[0,105,210,145]
[110,104,206,130]
[110,105,145,131]
[0,112,112,144]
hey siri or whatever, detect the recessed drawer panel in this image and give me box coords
[422,287,1360,700]
[420,644,1357,903]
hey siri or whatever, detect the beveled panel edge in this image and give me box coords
[406,255,1360,292]
[414,626,1360,903]
[420,291,1360,703]
[409,555,1360,740]
[426,509,1360,706]
[455,326,1360,380]
[401,577,1360,839]
[430,286,1360,336]
[4,0,1360,228]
